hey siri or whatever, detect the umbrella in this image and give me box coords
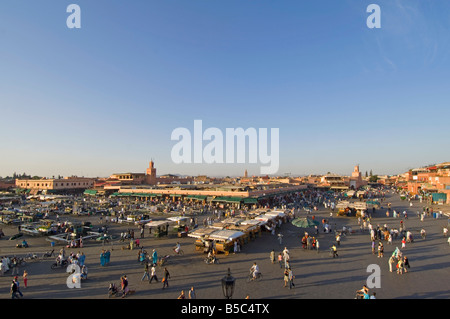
[291,217,320,228]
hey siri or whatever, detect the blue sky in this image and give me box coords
[1,0,450,178]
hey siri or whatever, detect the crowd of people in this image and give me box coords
[2,186,450,299]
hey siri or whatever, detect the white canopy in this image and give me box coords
[145,220,169,228]
[254,214,276,222]
[208,229,245,241]
[188,227,245,242]
[241,219,266,226]
[166,216,189,222]
[265,210,286,217]
[221,218,244,225]
[188,227,218,239]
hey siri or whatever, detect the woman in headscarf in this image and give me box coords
[100,250,106,267]
[105,250,111,265]
[121,275,129,298]
[152,249,158,266]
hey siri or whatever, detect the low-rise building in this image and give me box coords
[15,176,95,194]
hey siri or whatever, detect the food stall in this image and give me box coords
[208,229,245,255]
[265,210,287,223]
[188,227,219,252]
[209,222,226,229]
[221,217,245,226]
[145,220,169,238]
[166,216,190,237]
[227,223,260,243]
[254,214,277,232]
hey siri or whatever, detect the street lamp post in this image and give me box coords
[221,268,235,299]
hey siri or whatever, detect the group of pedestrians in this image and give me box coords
[141,261,161,284]
[10,276,24,299]
[177,286,196,299]
[270,247,295,289]
[388,247,410,274]
[99,249,111,266]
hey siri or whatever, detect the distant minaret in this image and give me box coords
[352,165,361,178]
[146,160,157,185]
[244,169,248,178]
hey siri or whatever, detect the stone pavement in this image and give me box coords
[1,191,449,299]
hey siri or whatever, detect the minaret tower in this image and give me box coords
[146,160,157,185]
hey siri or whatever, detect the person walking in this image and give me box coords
[13,276,23,298]
[10,280,20,299]
[188,286,196,299]
[150,265,158,283]
[388,255,395,273]
[378,242,384,258]
[78,252,86,267]
[121,275,129,298]
[162,267,170,289]
[141,262,150,282]
[22,270,28,288]
[277,233,283,245]
[396,259,404,275]
[152,249,158,266]
[100,250,106,267]
[270,250,275,264]
[283,268,289,288]
[288,268,295,289]
[177,290,186,299]
[403,256,410,273]
[11,257,18,276]
[233,240,240,253]
[105,250,111,265]
[331,244,338,258]
[283,250,290,269]
[277,253,283,268]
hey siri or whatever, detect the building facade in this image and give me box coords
[15,176,95,193]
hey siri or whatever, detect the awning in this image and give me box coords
[265,210,286,218]
[186,195,207,200]
[188,227,218,238]
[212,196,243,203]
[243,198,259,204]
[208,229,245,241]
[145,220,169,228]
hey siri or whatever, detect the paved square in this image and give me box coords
[1,191,449,299]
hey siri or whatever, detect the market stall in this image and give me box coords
[208,229,246,255]
[145,220,169,237]
[166,216,190,237]
[188,227,220,252]
[227,223,260,243]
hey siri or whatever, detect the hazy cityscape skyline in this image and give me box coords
[0,159,442,180]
